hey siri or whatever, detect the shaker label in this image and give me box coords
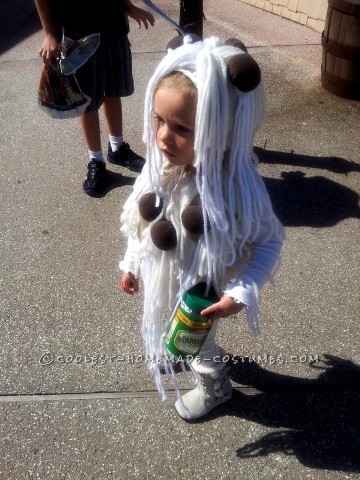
[176,308,210,330]
[174,330,207,355]
[164,316,178,343]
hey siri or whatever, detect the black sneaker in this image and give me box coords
[107,142,145,172]
[83,160,107,196]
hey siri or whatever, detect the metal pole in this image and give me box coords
[179,0,204,39]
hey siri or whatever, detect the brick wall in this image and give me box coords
[239,0,328,33]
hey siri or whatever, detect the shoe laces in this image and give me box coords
[87,161,103,182]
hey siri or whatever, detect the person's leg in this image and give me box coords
[75,40,104,161]
[80,109,107,196]
[104,36,144,172]
[79,109,102,154]
[175,320,233,420]
[102,96,123,137]
[74,43,107,196]
[105,99,145,171]
[103,96,126,154]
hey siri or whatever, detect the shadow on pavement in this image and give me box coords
[200,355,360,473]
[92,170,136,198]
[255,147,360,175]
[256,148,360,227]
[0,10,40,56]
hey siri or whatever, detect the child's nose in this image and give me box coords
[160,125,169,142]
[160,125,173,144]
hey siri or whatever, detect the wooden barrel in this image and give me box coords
[321,0,360,100]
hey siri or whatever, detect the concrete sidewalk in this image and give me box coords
[0,0,359,478]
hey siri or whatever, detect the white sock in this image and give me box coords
[109,135,123,152]
[89,150,104,163]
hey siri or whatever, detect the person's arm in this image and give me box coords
[119,236,140,294]
[122,0,155,29]
[34,0,61,64]
[201,221,284,334]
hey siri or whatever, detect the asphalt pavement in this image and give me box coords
[0,0,359,478]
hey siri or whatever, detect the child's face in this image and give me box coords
[154,86,196,168]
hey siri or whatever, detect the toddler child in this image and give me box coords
[120,36,284,420]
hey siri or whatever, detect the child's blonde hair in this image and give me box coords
[155,71,197,103]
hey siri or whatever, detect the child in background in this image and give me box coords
[35,0,155,196]
[120,36,284,420]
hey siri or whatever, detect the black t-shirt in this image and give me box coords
[51,0,129,39]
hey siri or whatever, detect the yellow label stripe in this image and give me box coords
[176,309,211,330]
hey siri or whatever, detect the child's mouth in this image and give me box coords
[162,149,176,161]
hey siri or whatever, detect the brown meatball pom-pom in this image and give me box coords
[139,192,163,222]
[225,37,248,53]
[150,220,177,251]
[181,205,205,236]
[227,53,261,92]
[166,34,201,51]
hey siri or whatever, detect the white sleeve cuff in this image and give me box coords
[119,236,140,277]
[224,281,260,336]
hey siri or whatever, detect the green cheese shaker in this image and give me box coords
[164,283,219,358]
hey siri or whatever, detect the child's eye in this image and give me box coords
[177,124,192,133]
[154,115,164,124]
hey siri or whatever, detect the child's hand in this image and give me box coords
[201,294,245,322]
[126,5,155,29]
[120,272,139,295]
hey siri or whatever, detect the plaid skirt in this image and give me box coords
[75,34,134,112]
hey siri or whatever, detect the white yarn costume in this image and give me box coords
[120,36,284,400]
